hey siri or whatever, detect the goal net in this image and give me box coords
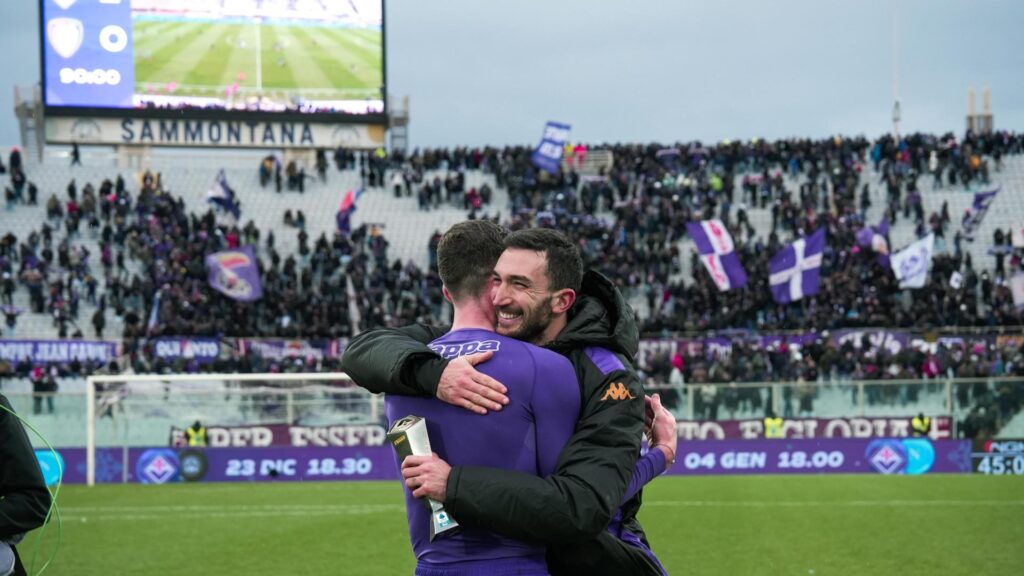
[84,372,381,485]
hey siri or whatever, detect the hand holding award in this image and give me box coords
[387,415,460,541]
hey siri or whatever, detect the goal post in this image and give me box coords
[84,372,380,486]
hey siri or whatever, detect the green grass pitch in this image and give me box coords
[132,19,382,101]
[20,475,1022,575]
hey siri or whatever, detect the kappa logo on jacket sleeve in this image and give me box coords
[600,382,636,401]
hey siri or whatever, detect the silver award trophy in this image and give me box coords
[387,415,460,541]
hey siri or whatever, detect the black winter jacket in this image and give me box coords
[341,271,648,546]
[1,393,52,576]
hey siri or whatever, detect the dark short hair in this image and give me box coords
[437,220,508,300]
[504,228,583,292]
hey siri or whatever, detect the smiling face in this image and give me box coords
[491,248,557,345]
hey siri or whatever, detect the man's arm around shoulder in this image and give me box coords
[340,324,447,396]
[445,359,645,543]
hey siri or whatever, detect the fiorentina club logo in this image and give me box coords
[899,245,930,280]
[866,440,906,475]
[211,251,256,299]
[146,456,174,482]
[136,449,180,484]
[47,17,84,59]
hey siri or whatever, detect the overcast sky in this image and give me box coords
[1,0,1022,149]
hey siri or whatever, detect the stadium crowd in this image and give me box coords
[638,332,1024,434]
[3,131,1024,437]
[370,131,1024,332]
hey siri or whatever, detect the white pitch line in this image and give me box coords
[67,509,394,517]
[61,504,406,522]
[60,499,1024,521]
[61,502,401,510]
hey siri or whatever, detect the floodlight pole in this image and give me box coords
[389,95,410,153]
[891,1,901,141]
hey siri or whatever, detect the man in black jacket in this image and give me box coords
[0,393,52,576]
[342,228,666,575]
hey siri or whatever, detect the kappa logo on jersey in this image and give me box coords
[600,382,636,401]
[429,339,501,360]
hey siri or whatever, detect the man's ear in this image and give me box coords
[442,286,453,304]
[551,289,576,315]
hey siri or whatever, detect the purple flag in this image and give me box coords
[531,121,571,174]
[856,217,890,266]
[962,188,999,240]
[206,169,240,220]
[335,187,364,236]
[686,220,747,291]
[336,210,352,236]
[205,246,263,302]
[769,228,825,304]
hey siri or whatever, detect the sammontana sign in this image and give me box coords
[45,117,386,149]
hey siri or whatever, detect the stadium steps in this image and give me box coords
[563,149,613,176]
[6,151,1021,337]
[157,164,507,269]
[5,155,508,340]
[0,162,129,340]
[682,382,950,421]
[995,405,1024,436]
[996,410,1024,438]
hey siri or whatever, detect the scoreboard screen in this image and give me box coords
[40,0,385,121]
[972,439,1024,475]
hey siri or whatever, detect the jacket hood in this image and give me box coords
[547,270,639,361]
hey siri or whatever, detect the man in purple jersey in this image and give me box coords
[397,228,673,575]
[385,220,582,575]
[353,223,675,575]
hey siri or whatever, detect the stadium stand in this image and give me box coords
[2,131,1024,440]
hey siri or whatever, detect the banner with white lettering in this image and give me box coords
[169,424,385,448]
[235,339,343,360]
[636,330,911,366]
[0,339,121,364]
[152,337,221,364]
[674,416,953,441]
[830,328,910,355]
[667,439,970,476]
[45,117,386,149]
[531,121,571,174]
